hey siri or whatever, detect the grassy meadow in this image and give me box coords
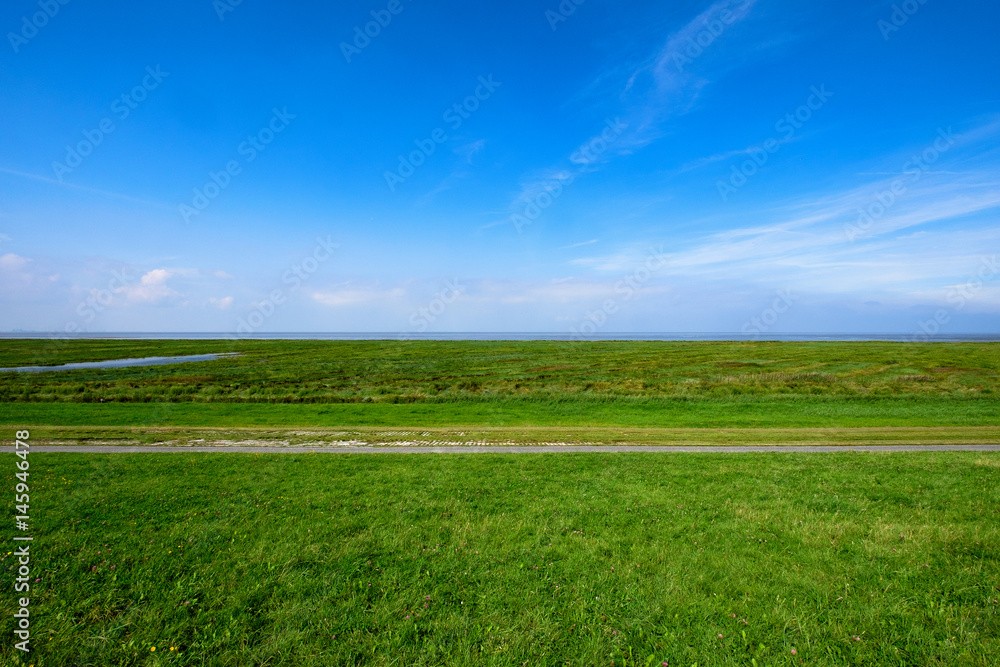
[1,340,999,433]
[2,452,998,666]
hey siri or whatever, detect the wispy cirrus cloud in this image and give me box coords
[566,119,1000,307]
[559,239,600,250]
[0,166,170,209]
[618,0,759,151]
[675,134,800,174]
[574,168,1000,300]
[456,139,487,164]
[495,0,761,229]
[415,140,489,206]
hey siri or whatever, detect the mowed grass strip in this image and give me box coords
[4,395,1000,429]
[14,424,1000,447]
[5,453,998,666]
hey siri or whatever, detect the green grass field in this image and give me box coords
[2,340,999,434]
[3,452,998,666]
[3,340,999,665]
[3,339,999,402]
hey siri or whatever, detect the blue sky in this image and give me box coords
[1,0,998,335]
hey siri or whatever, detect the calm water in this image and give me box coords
[1,332,998,342]
[0,353,240,373]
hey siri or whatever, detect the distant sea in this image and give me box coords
[2,332,999,342]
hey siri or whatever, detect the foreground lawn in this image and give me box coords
[4,453,998,665]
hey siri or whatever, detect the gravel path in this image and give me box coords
[13,444,1000,454]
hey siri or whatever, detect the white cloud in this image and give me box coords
[0,253,30,271]
[116,269,180,304]
[313,286,406,307]
[446,277,671,307]
[209,296,234,309]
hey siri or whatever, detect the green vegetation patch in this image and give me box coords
[2,339,998,429]
[1,340,998,405]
